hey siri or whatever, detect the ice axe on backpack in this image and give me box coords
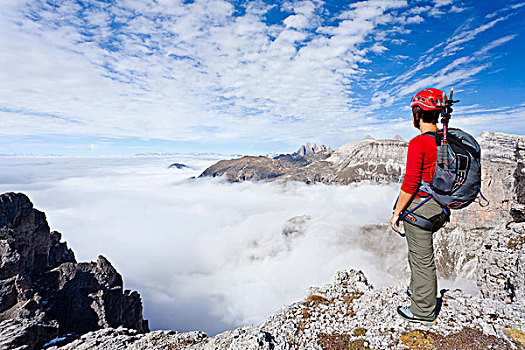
[439,88,460,170]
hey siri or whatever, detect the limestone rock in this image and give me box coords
[296,142,332,156]
[393,134,405,142]
[43,327,207,350]
[48,231,75,270]
[45,327,207,350]
[282,215,311,238]
[0,193,148,349]
[49,269,525,350]
[476,222,525,303]
[450,132,525,229]
[39,255,148,335]
[0,192,51,277]
[324,138,407,185]
[0,319,58,350]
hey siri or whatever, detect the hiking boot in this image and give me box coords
[397,306,436,325]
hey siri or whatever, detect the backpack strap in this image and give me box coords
[399,196,450,232]
[422,131,437,136]
[399,195,433,221]
[422,130,443,147]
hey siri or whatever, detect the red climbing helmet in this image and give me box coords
[410,88,447,111]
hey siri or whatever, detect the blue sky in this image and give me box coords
[1,0,524,156]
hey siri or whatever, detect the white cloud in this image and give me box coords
[450,5,466,13]
[396,64,489,98]
[486,2,524,19]
[283,14,309,29]
[370,12,519,116]
[408,6,431,15]
[396,31,516,98]
[406,15,424,23]
[442,17,506,56]
[370,43,388,53]
[429,0,460,17]
[452,107,525,135]
[475,34,516,55]
[433,0,453,6]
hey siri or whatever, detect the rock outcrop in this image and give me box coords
[436,132,525,304]
[45,270,525,349]
[198,132,522,195]
[0,193,148,349]
[321,137,406,185]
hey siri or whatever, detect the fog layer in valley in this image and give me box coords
[0,156,459,335]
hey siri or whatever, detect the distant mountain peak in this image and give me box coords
[296,142,332,156]
[393,134,405,141]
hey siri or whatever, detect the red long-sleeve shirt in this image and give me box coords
[401,134,437,198]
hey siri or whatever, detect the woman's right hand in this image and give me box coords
[390,212,401,233]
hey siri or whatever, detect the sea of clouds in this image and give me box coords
[0,155,472,335]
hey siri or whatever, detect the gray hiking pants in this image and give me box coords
[403,196,446,320]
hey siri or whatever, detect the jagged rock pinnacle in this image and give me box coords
[0,193,148,349]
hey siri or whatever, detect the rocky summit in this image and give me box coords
[0,193,148,350]
[296,142,332,156]
[1,131,524,349]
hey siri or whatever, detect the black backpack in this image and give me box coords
[397,128,486,233]
[419,128,482,210]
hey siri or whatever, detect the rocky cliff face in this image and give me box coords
[323,138,407,185]
[44,270,525,349]
[0,193,148,350]
[296,142,332,156]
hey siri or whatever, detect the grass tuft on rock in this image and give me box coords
[305,294,330,305]
[503,327,525,347]
[400,330,434,350]
[353,327,367,337]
